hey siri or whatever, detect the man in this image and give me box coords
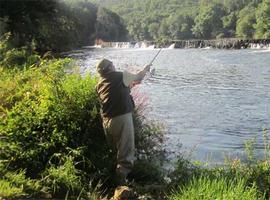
[96,59,151,186]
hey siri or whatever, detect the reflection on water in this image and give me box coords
[67,48,270,164]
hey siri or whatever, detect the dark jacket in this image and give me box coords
[96,71,135,118]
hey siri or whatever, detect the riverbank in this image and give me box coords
[95,38,270,49]
[1,36,270,200]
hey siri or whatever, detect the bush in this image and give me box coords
[168,156,199,187]
[223,159,270,199]
[0,45,166,197]
[0,33,40,68]
[132,89,167,185]
[0,57,111,196]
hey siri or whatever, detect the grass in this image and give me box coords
[168,130,270,200]
[0,170,41,198]
[0,179,25,198]
[42,155,82,195]
[168,176,264,200]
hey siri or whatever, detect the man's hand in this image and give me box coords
[144,64,152,72]
[131,80,141,87]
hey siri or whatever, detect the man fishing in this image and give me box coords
[95,59,151,188]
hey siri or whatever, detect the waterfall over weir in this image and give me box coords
[95,41,158,49]
[94,39,270,49]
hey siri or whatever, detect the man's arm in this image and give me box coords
[123,64,151,87]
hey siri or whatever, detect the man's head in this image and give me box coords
[96,59,115,76]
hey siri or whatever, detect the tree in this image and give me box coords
[64,0,97,46]
[223,0,248,12]
[95,7,128,41]
[148,23,160,40]
[192,3,225,39]
[167,14,194,40]
[0,0,57,47]
[0,17,8,35]
[254,0,270,39]
[236,4,256,39]
[0,0,128,52]
[158,19,171,41]
[222,12,237,37]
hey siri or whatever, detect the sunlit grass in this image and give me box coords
[168,176,264,200]
[0,179,25,198]
[42,156,82,195]
[0,170,40,198]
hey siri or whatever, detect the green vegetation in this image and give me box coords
[236,4,257,39]
[254,0,270,39]
[168,158,270,200]
[0,34,165,198]
[169,177,263,200]
[168,134,270,200]
[1,37,269,199]
[92,0,270,40]
[0,1,269,199]
[192,3,225,39]
[0,0,128,53]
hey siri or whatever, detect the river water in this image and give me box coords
[67,47,270,164]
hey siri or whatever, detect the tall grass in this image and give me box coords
[42,155,82,195]
[169,176,264,200]
[0,170,41,198]
[169,130,270,200]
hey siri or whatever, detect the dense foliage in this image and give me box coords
[254,0,270,39]
[92,0,270,40]
[0,36,165,198]
[0,0,128,53]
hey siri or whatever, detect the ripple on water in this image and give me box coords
[68,48,270,163]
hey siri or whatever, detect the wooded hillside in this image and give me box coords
[0,0,128,52]
[92,0,270,41]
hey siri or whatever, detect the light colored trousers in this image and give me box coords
[102,112,135,178]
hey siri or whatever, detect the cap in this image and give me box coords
[96,59,112,75]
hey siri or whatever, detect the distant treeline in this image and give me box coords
[0,0,128,53]
[92,0,270,41]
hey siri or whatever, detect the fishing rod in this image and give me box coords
[148,48,162,76]
[149,48,162,65]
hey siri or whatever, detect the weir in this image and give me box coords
[95,38,270,49]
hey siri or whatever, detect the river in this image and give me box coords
[66,47,270,164]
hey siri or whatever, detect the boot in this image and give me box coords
[113,186,134,200]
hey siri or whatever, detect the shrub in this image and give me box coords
[168,156,199,187]
[0,33,40,68]
[132,89,167,184]
[0,57,111,196]
[0,48,166,197]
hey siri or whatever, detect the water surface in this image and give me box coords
[67,48,270,163]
